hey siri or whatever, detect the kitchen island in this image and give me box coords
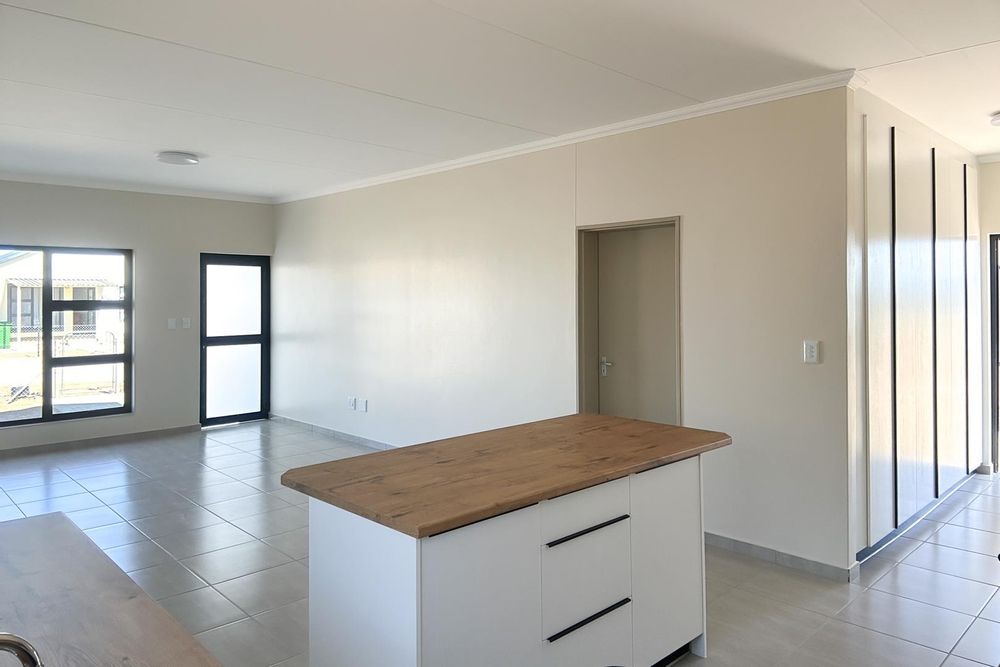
[282,413,731,667]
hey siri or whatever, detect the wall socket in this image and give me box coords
[347,396,357,410]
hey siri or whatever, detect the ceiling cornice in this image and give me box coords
[282,69,859,203]
[978,153,1000,164]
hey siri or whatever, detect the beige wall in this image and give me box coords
[0,180,274,450]
[274,88,853,568]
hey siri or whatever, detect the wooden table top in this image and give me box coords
[282,413,731,538]
[0,513,222,667]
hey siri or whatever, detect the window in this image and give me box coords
[0,246,132,426]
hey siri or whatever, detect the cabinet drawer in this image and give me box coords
[542,516,630,638]
[541,596,632,667]
[539,477,629,545]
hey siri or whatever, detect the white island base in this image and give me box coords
[308,455,707,667]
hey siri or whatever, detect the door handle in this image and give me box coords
[599,356,613,377]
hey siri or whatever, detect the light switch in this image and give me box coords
[358,398,368,413]
[347,396,357,411]
[181,317,192,330]
[803,340,820,364]
[167,318,177,330]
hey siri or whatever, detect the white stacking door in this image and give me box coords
[966,168,984,472]
[866,119,896,542]
[893,128,936,521]
[935,152,968,492]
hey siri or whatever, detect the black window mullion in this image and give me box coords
[41,251,53,420]
[123,250,133,414]
[49,299,127,311]
[50,353,128,368]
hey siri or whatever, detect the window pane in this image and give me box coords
[0,249,43,422]
[52,309,125,357]
[52,253,125,301]
[206,264,261,336]
[52,363,125,414]
[205,344,261,418]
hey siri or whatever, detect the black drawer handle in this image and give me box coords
[545,514,629,548]
[546,597,631,643]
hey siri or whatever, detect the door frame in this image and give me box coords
[990,234,999,473]
[576,216,682,424]
[199,253,271,427]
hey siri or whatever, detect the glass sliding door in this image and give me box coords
[200,253,270,426]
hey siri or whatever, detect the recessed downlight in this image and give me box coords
[991,112,1000,127]
[157,150,200,165]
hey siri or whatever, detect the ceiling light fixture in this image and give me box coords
[156,150,200,165]
[991,112,1000,127]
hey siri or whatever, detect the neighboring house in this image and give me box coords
[0,250,120,343]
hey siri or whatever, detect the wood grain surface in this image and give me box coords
[282,414,731,538]
[0,513,221,667]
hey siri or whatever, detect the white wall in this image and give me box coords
[0,180,273,450]
[274,88,853,568]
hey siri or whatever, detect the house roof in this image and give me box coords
[7,278,116,288]
[0,250,35,267]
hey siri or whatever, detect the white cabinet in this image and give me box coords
[630,457,705,665]
[309,457,706,667]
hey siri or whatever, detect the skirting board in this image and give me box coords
[269,414,391,451]
[705,532,858,583]
[0,424,201,458]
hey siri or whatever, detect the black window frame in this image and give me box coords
[0,244,133,427]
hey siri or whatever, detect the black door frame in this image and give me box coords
[200,253,270,427]
[990,235,1000,473]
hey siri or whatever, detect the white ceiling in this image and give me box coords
[1,0,999,203]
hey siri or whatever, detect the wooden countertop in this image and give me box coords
[0,513,222,667]
[281,413,731,538]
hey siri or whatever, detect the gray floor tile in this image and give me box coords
[929,523,1000,557]
[62,461,134,480]
[160,587,248,634]
[244,474,286,492]
[0,505,26,521]
[873,536,921,562]
[263,527,309,560]
[196,618,297,667]
[215,561,308,615]
[155,522,257,559]
[5,478,85,503]
[110,492,198,520]
[904,518,945,542]
[64,505,124,530]
[267,488,308,506]
[204,493,291,521]
[904,542,1000,586]
[104,539,174,572]
[952,618,1000,665]
[231,506,308,539]
[783,618,946,667]
[130,506,225,539]
[83,521,146,549]
[270,654,309,667]
[253,599,308,652]
[835,588,974,652]
[967,493,1000,515]
[128,561,206,600]
[870,562,997,615]
[981,590,1000,622]
[76,469,151,492]
[0,470,71,491]
[948,508,1000,533]
[739,563,864,616]
[182,541,291,584]
[18,491,103,516]
[91,480,176,505]
[856,556,895,588]
[178,480,260,506]
[941,655,988,666]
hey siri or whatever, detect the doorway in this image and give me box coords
[578,218,680,424]
[200,253,270,426]
[990,234,1000,472]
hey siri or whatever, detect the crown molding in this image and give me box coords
[0,170,275,204]
[978,153,1000,164]
[281,69,859,203]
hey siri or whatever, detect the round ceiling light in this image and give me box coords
[991,112,1000,127]
[157,150,200,165]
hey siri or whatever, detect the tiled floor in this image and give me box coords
[0,423,998,667]
[0,420,374,667]
[679,472,1000,667]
